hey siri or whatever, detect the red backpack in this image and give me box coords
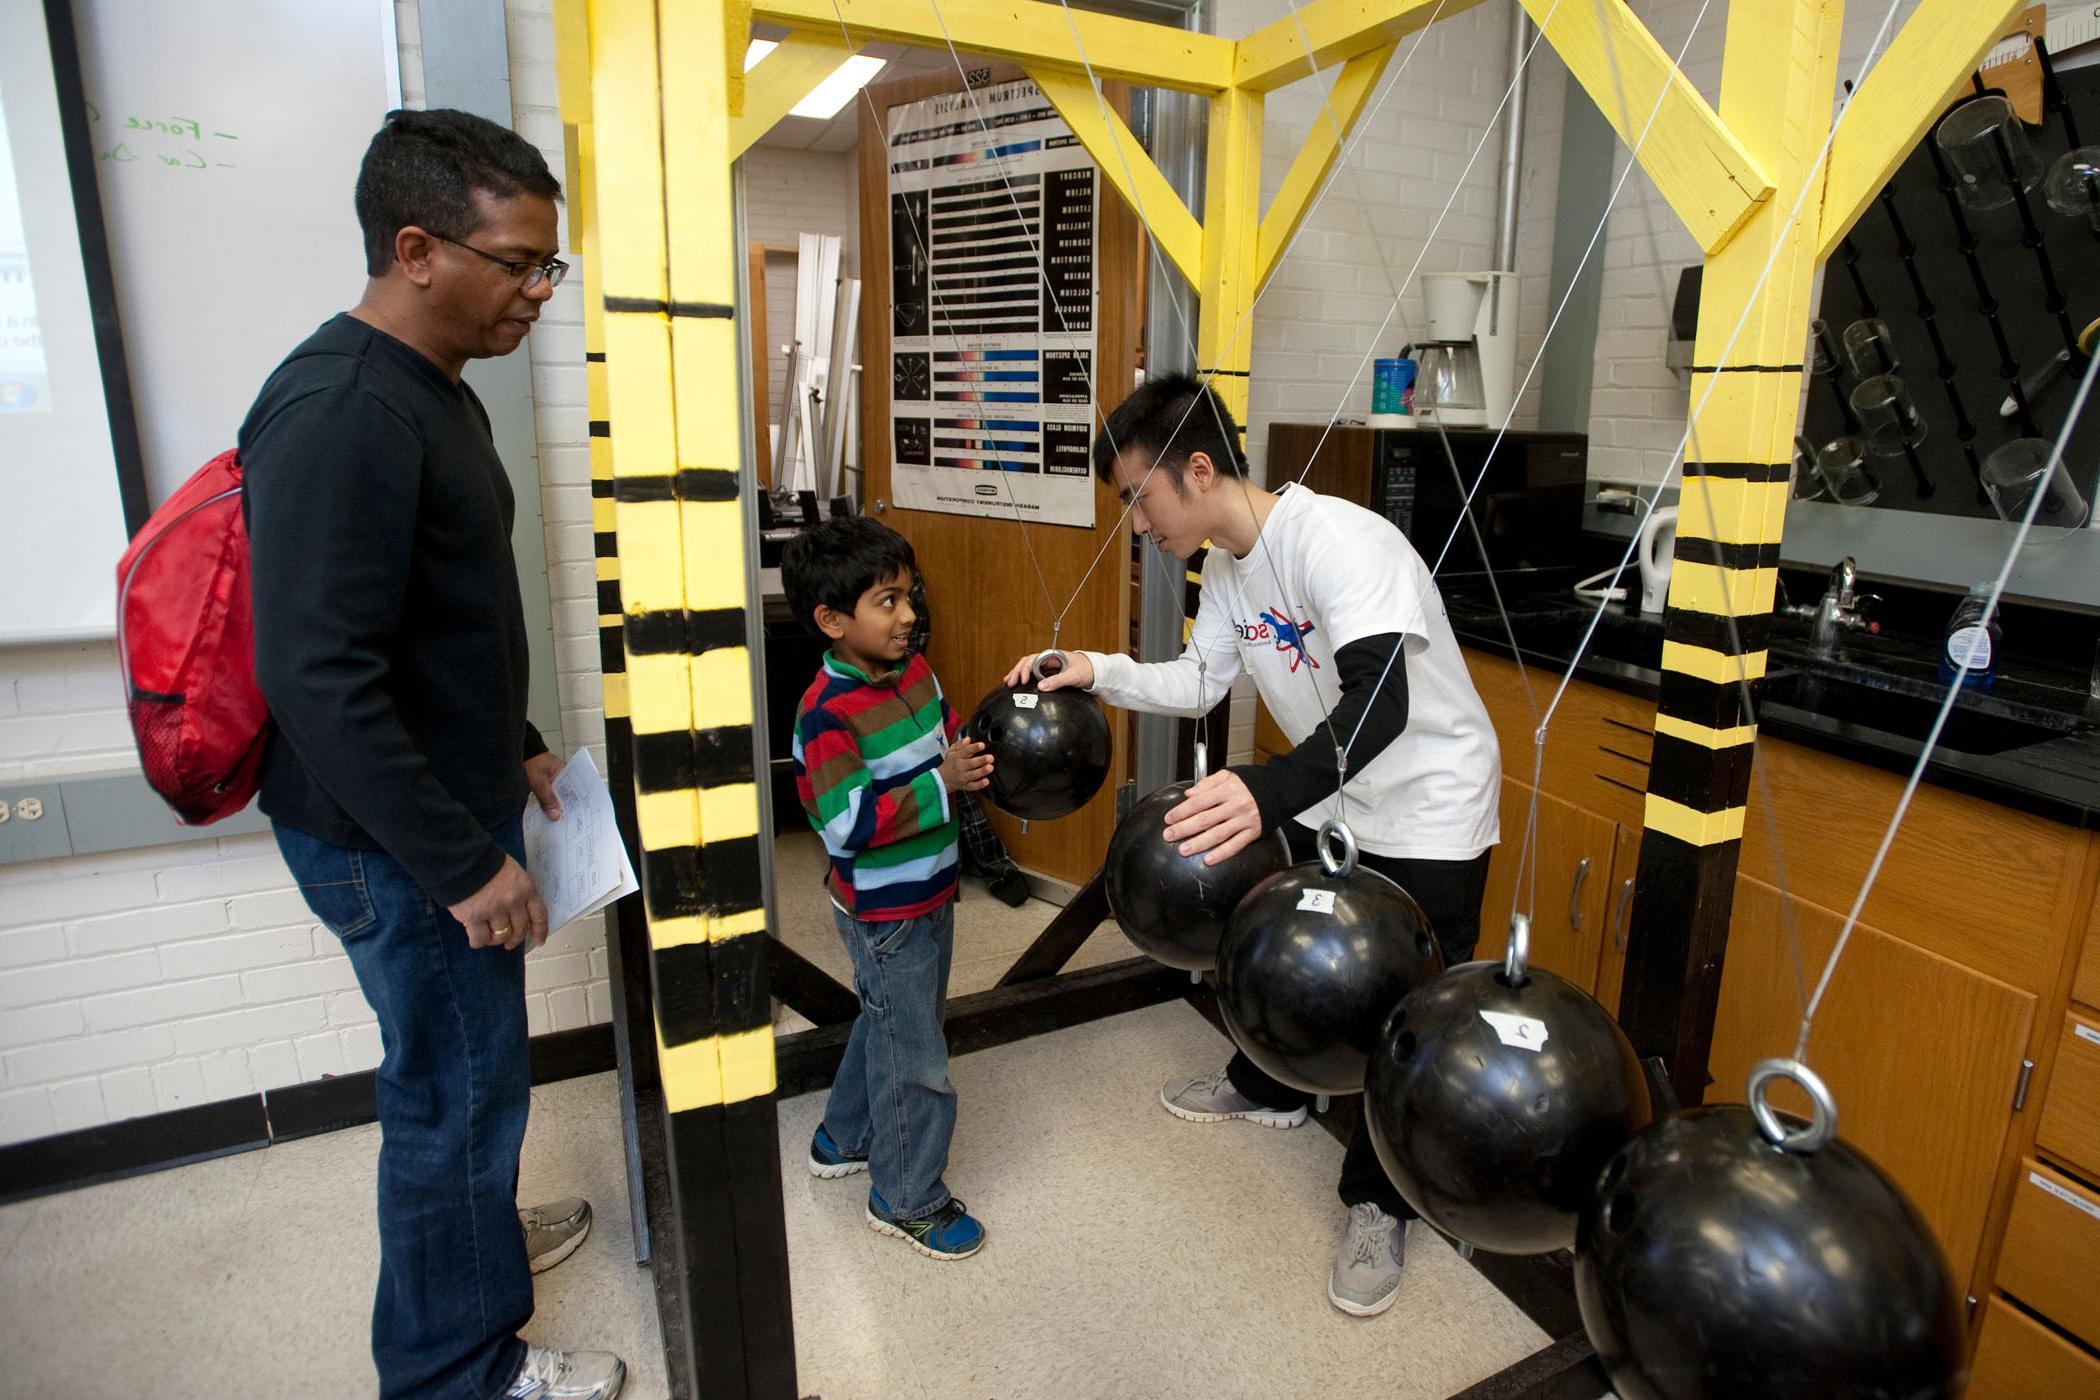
[115,449,271,824]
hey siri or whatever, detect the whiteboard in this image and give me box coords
[77,0,400,509]
[0,1,134,644]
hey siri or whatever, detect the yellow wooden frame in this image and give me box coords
[556,0,2020,1122]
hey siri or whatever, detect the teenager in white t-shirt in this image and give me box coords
[1004,373,1501,1318]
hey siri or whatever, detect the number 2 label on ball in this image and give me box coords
[1479,1010,1550,1052]
[1013,693,1040,709]
[1297,889,1336,914]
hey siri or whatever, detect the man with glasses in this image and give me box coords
[242,109,622,1400]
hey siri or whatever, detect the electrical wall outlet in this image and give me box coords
[0,786,71,862]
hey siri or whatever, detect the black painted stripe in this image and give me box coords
[642,835,767,925]
[604,295,736,318]
[1688,363,1805,374]
[594,530,618,558]
[590,420,611,437]
[654,932,772,1046]
[1647,731,1755,814]
[1662,606,1770,657]
[599,627,626,676]
[624,606,747,656]
[1670,537,1782,572]
[1656,670,1762,731]
[631,726,758,792]
[586,351,607,363]
[611,470,742,504]
[598,579,623,614]
[1199,367,1252,377]
[1682,461,1789,483]
[591,477,615,498]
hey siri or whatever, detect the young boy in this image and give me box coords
[1005,373,1501,1318]
[784,516,996,1260]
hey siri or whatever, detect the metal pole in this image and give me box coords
[1492,3,1533,271]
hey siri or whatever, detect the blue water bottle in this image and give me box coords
[1372,357,1417,422]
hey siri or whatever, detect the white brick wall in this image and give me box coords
[0,0,613,1149]
[1211,0,1564,483]
[1579,0,1915,486]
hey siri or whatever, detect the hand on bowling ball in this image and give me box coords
[939,738,995,794]
[1163,769,1265,866]
[999,651,1095,691]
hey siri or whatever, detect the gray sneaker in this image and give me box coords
[1328,1202,1406,1317]
[503,1345,626,1399]
[521,1198,592,1275]
[1158,1067,1308,1128]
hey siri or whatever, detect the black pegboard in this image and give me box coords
[1801,59,2100,521]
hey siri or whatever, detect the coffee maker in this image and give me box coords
[1414,271,1519,429]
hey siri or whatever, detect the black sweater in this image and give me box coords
[242,314,544,907]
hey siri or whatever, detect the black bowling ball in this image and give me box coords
[967,680,1112,822]
[1575,1101,1963,1400]
[1365,959,1650,1254]
[1105,782,1291,972]
[1215,845,1443,1095]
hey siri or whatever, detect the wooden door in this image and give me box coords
[858,66,1143,886]
[1481,779,1615,991]
[1707,875,2036,1290]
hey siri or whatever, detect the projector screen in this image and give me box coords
[0,0,141,645]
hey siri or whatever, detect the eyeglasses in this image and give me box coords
[430,232,568,290]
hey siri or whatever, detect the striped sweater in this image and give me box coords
[792,651,962,921]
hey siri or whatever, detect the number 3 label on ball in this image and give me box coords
[1297,889,1337,914]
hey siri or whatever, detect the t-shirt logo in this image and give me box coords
[1258,607,1320,672]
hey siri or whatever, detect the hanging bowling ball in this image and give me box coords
[1214,825,1444,1095]
[1574,1063,1963,1400]
[1364,929,1651,1255]
[1104,782,1291,972]
[967,663,1112,822]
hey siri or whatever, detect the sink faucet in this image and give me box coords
[1806,557,1878,656]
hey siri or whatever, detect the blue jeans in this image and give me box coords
[822,899,958,1218]
[276,815,532,1400]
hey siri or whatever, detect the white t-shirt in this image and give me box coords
[1083,484,1501,861]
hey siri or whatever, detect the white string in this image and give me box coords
[1802,347,2100,1055]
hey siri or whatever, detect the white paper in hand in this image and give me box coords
[522,749,639,934]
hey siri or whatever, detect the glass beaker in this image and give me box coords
[1981,437,2091,529]
[1808,320,1841,376]
[1813,435,1882,506]
[2043,147,2100,231]
[1936,96,2043,211]
[1850,375,1927,457]
[1842,318,1899,379]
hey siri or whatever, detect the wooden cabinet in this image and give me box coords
[1998,1160,2100,1351]
[1706,875,2035,1288]
[1480,778,1617,991]
[1967,1297,2100,1400]
[2078,898,2100,1011]
[2038,1011,2100,1182]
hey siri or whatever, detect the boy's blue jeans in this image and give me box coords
[275,815,532,1400]
[822,899,958,1219]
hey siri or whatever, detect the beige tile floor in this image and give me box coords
[0,834,1583,1400]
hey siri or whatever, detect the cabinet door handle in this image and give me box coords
[1568,857,1591,931]
[1613,878,1636,951]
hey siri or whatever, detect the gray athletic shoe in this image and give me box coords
[1158,1067,1309,1128]
[1328,1202,1406,1317]
[503,1345,626,1399]
[521,1198,592,1275]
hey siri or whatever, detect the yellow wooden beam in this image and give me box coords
[1254,43,1394,291]
[1524,0,1774,253]
[725,0,753,116]
[1816,0,2024,261]
[750,0,1236,94]
[1234,0,1487,93]
[1028,68,1203,284]
[730,29,858,158]
[1194,86,1264,426]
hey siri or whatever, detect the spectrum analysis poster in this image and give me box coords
[885,78,1098,529]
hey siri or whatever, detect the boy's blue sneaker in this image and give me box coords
[807,1123,868,1179]
[866,1187,985,1260]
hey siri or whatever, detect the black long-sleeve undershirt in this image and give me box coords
[1234,633,1410,832]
